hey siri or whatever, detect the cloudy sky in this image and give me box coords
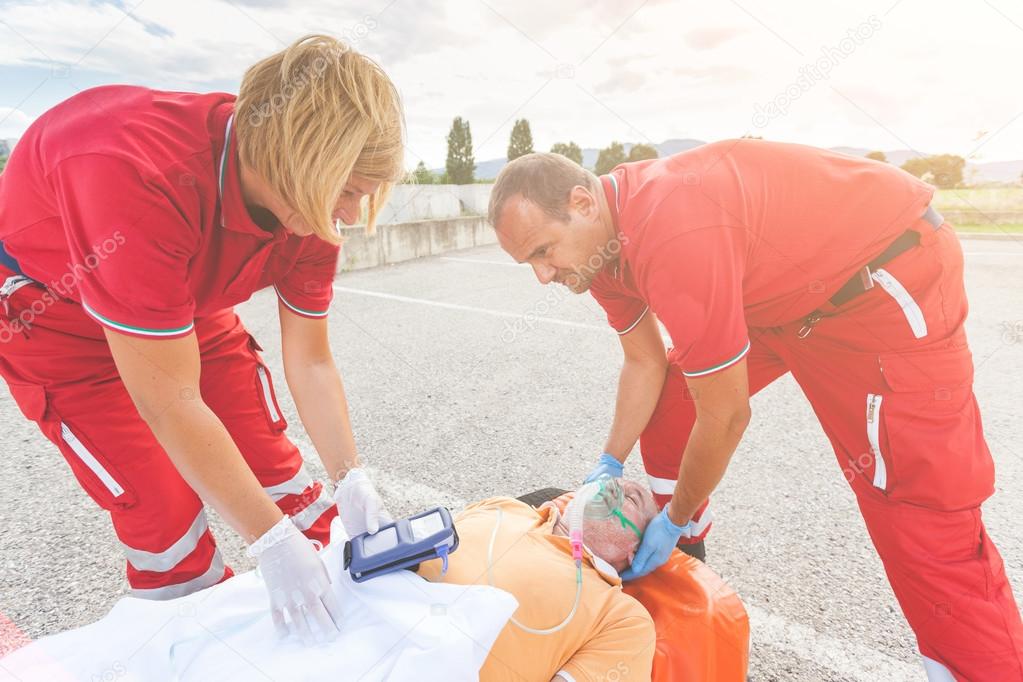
[2,0,1023,168]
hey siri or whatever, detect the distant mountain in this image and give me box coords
[438,139,1022,185]
[829,146,923,168]
[969,159,1023,184]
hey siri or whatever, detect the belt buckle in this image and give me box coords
[858,265,875,292]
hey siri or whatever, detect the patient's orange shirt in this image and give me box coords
[417,498,655,681]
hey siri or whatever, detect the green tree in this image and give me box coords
[866,150,887,163]
[445,117,475,185]
[507,119,534,161]
[901,154,965,189]
[627,143,658,162]
[594,141,626,175]
[550,141,583,165]
[410,160,434,184]
[0,156,6,174]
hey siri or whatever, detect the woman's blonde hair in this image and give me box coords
[235,34,405,241]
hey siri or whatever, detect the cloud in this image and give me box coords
[594,69,647,96]
[1,0,1022,165]
[0,107,32,138]
[684,26,745,50]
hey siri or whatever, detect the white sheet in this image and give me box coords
[0,519,517,681]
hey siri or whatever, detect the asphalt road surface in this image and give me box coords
[2,235,1021,681]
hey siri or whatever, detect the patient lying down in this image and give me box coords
[417,480,661,682]
[0,482,661,682]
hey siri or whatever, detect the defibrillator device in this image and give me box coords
[343,507,459,583]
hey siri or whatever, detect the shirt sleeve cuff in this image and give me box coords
[82,300,195,339]
[274,285,330,319]
[614,306,649,335]
[682,338,751,378]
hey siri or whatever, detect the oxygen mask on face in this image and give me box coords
[569,475,643,541]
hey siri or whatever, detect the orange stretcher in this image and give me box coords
[548,493,750,681]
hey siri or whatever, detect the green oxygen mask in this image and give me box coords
[583,474,643,540]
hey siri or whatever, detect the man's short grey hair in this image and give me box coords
[487,152,600,227]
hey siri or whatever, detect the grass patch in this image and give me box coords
[953,223,1023,234]
[933,187,1023,212]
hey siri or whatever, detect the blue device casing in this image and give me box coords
[343,507,458,583]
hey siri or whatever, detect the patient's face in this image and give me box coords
[582,480,660,573]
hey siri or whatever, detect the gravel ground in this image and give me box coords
[1,236,1021,680]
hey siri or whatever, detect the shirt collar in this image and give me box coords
[215,111,286,242]
[600,173,621,227]
[600,173,628,282]
[540,504,623,585]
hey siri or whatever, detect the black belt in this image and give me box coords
[798,205,944,338]
[0,240,23,276]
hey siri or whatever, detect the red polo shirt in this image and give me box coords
[0,85,339,339]
[589,139,934,377]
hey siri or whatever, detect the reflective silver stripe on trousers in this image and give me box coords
[870,268,928,339]
[866,394,887,490]
[291,487,336,532]
[646,474,712,538]
[130,549,225,601]
[646,474,676,496]
[263,465,315,501]
[121,510,209,573]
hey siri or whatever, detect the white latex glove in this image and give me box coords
[333,467,393,537]
[247,515,343,644]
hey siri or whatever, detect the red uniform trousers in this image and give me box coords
[637,224,1023,680]
[0,269,337,600]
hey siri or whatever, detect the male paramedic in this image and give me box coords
[487,143,1023,681]
[0,35,401,641]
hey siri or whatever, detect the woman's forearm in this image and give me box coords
[285,358,360,483]
[147,399,284,543]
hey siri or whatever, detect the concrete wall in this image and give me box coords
[373,184,493,224]
[338,215,496,272]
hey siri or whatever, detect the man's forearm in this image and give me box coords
[603,357,668,460]
[285,358,360,483]
[667,413,749,525]
[148,401,283,543]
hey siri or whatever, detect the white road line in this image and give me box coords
[745,603,922,681]
[333,285,608,332]
[441,257,527,268]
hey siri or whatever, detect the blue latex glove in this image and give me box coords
[620,508,691,581]
[583,452,624,483]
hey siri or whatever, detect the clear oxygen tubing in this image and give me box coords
[485,481,605,636]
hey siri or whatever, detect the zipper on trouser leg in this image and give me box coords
[255,365,282,423]
[866,394,887,490]
[60,423,126,498]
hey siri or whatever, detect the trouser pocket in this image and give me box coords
[8,381,138,510]
[875,342,994,510]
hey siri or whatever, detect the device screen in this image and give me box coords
[409,511,445,541]
[362,526,399,556]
